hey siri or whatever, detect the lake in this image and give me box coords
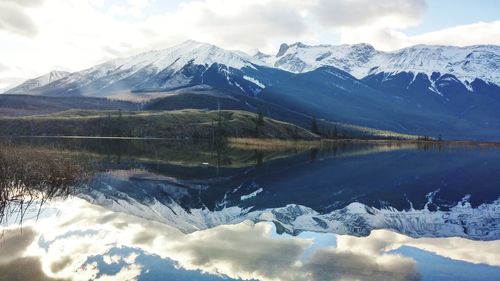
[1,138,499,281]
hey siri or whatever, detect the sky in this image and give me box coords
[0,0,499,90]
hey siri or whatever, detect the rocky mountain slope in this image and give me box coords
[4,40,500,140]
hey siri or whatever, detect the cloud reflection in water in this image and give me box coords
[1,198,499,281]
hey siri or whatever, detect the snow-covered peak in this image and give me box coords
[266,42,500,85]
[377,44,500,84]
[10,40,500,97]
[264,42,378,75]
[6,70,70,94]
[276,43,290,57]
[43,39,273,95]
[95,40,264,74]
[39,70,70,84]
[252,51,272,61]
[246,48,272,60]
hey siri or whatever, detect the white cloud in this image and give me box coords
[173,0,311,51]
[0,63,8,73]
[0,198,420,281]
[0,0,44,37]
[0,0,498,89]
[108,0,155,18]
[409,20,500,47]
[0,227,37,264]
[5,198,500,281]
[0,0,312,83]
[337,230,500,267]
[339,27,411,51]
[0,77,26,91]
[306,248,419,281]
[310,0,426,29]
[341,20,500,51]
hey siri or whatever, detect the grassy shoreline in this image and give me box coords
[228,137,500,150]
[3,135,500,148]
[0,109,420,141]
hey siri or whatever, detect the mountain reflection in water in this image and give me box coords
[1,138,500,281]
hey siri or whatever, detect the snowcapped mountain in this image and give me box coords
[77,39,265,83]
[252,42,500,140]
[109,39,264,71]
[5,40,500,139]
[263,42,378,77]
[8,40,270,98]
[6,70,70,94]
[263,42,500,87]
[9,41,500,97]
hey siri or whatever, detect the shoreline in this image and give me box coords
[3,135,500,148]
[228,137,500,150]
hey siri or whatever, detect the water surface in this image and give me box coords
[1,138,499,280]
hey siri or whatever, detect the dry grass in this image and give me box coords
[228,138,322,150]
[228,137,424,150]
[0,140,87,225]
[228,137,500,151]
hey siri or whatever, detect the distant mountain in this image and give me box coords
[6,41,269,98]
[264,42,500,89]
[6,70,70,94]
[9,41,500,98]
[5,40,500,140]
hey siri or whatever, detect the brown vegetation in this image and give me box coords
[0,140,86,224]
[0,109,318,140]
[228,138,322,151]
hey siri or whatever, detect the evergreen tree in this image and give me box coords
[117,109,123,137]
[107,112,112,137]
[257,112,265,125]
[311,117,320,135]
[255,112,265,138]
[214,103,226,146]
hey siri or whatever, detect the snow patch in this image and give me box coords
[265,43,500,86]
[243,76,265,88]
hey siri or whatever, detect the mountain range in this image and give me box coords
[4,40,500,140]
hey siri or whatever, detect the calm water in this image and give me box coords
[1,138,500,281]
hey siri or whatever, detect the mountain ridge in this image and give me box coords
[4,40,500,140]
[261,42,500,87]
[7,40,500,94]
[7,70,70,94]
